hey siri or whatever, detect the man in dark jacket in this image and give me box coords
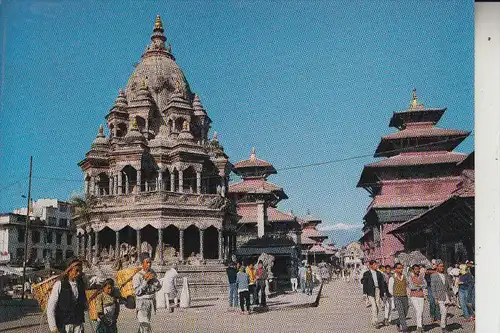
[255,260,268,307]
[47,259,87,333]
[362,260,387,328]
[226,261,239,308]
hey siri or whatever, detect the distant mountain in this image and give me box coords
[317,223,363,247]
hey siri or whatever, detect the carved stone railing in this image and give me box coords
[93,191,228,210]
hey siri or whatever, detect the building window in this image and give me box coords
[59,205,68,212]
[17,228,25,242]
[46,231,53,243]
[67,234,73,245]
[43,249,51,259]
[65,250,74,259]
[55,249,63,263]
[32,230,40,244]
[48,217,57,225]
[58,219,68,227]
[16,248,24,260]
[56,233,62,245]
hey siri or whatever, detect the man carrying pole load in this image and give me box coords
[47,259,87,333]
[133,252,161,333]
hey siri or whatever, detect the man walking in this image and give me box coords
[383,265,394,326]
[133,252,162,333]
[289,264,298,292]
[362,260,386,328]
[431,260,452,332]
[47,259,87,333]
[408,264,427,333]
[426,260,441,323]
[298,263,306,294]
[255,260,268,307]
[226,261,239,309]
[389,263,409,333]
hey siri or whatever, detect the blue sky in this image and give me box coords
[0,1,474,245]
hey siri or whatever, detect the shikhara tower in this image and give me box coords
[77,16,238,265]
[357,89,471,266]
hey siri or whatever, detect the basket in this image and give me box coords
[115,267,141,298]
[86,289,101,320]
[32,275,59,312]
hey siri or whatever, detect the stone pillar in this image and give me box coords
[95,179,100,197]
[115,175,119,195]
[89,177,95,196]
[78,234,83,257]
[117,172,122,195]
[158,172,163,191]
[158,228,164,265]
[136,169,142,194]
[179,229,184,260]
[218,229,223,261]
[170,173,175,192]
[84,179,89,196]
[199,229,204,260]
[136,229,141,263]
[94,229,99,259]
[178,170,184,193]
[109,177,114,195]
[196,171,202,194]
[86,232,92,262]
[257,202,265,238]
[115,231,120,259]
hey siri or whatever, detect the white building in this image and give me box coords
[0,199,77,266]
[340,241,364,269]
[13,198,72,227]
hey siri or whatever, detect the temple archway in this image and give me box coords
[161,169,171,191]
[116,123,127,137]
[97,172,110,196]
[121,165,137,194]
[204,226,219,259]
[140,224,158,257]
[118,226,137,251]
[183,166,196,193]
[142,169,158,192]
[98,227,116,256]
[184,225,200,258]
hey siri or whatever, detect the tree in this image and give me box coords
[70,195,96,228]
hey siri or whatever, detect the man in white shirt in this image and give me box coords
[156,263,179,312]
[431,259,452,332]
[362,260,386,328]
[46,259,87,333]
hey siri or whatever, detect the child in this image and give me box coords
[236,264,251,314]
[95,278,120,333]
[305,265,313,296]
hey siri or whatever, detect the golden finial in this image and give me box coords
[154,15,163,30]
[409,88,424,110]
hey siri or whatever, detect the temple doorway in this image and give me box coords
[99,227,115,253]
[119,225,137,248]
[140,225,158,257]
[203,226,219,259]
[184,225,200,258]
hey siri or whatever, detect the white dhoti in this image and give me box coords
[136,298,155,333]
[57,324,84,333]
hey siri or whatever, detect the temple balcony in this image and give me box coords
[90,190,228,211]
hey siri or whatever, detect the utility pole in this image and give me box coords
[21,156,33,301]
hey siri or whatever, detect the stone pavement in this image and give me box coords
[0,279,474,332]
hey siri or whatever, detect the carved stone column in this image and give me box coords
[109,177,114,195]
[117,172,122,195]
[218,229,223,261]
[199,229,204,260]
[179,229,184,261]
[94,229,99,259]
[158,228,164,265]
[136,169,142,194]
[170,173,175,192]
[86,232,92,262]
[178,170,184,193]
[158,172,163,191]
[84,179,89,196]
[136,229,141,263]
[115,231,120,259]
[196,171,202,194]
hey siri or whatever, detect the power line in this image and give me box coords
[0,177,27,192]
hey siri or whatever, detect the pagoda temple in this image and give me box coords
[228,148,302,281]
[297,211,332,264]
[76,16,238,267]
[357,89,471,265]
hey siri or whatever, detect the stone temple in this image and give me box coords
[76,15,239,269]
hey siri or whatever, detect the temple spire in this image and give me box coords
[97,124,105,138]
[409,88,424,110]
[154,15,163,31]
[250,146,256,160]
[149,15,166,51]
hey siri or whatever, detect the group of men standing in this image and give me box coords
[226,260,268,314]
[361,259,456,333]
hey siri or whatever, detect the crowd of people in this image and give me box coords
[360,259,475,332]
